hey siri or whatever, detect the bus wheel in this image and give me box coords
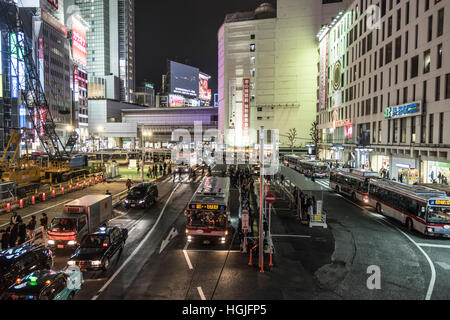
[376,203,382,214]
[405,218,413,232]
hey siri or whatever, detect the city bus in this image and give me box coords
[418,183,450,196]
[283,154,302,170]
[184,176,232,244]
[368,180,450,237]
[329,168,380,203]
[298,160,330,178]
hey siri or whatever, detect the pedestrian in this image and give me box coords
[0,229,8,251]
[26,215,37,243]
[40,213,48,247]
[137,163,140,174]
[168,165,172,175]
[7,222,17,248]
[17,219,26,245]
[126,179,132,191]
[159,164,163,176]
[147,165,152,179]
[10,211,21,226]
[163,162,167,175]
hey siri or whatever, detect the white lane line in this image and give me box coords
[417,243,450,249]
[186,249,241,253]
[436,262,450,270]
[183,242,193,270]
[271,234,311,238]
[375,219,436,301]
[197,286,206,300]
[91,182,182,300]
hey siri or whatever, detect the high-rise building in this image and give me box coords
[70,0,135,103]
[218,0,352,147]
[317,0,450,184]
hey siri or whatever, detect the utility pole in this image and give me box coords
[259,126,264,273]
[141,125,145,183]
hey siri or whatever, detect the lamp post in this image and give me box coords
[97,126,104,164]
[141,128,152,182]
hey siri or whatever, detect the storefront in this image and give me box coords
[391,157,419,184]
[422,161,450,184]
[371,155,390,177]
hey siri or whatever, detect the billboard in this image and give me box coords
[242,78,250,137]
[199,73,212,101]
[318,33,328,111]
[72,18,87,66]
[169,94,184,107]
[169,61,199,98]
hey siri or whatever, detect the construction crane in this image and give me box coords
[0,0,79,160]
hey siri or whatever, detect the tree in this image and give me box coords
[286,128,298,153]
[309,121,320,156]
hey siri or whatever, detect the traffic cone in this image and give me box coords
[19,199,23,209]
[248,247,253,266]
[269,249,274,267]
[6,203,11,213]
[31,196,35,205]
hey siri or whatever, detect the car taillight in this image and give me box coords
[102,243,109,247]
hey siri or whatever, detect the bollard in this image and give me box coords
[76,183,79,189]
[19,199,23,209]
[52,190,56,198]
[6,203,11,213]
[61,187,64,194]
[269,249,274,267]
[69,185,72,192]
[32,196,35,205]
[42,193,46,201]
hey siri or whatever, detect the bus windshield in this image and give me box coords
[427,206,450,224]
[314,166,328,173]
[187,211,227,229]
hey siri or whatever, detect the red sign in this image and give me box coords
[345,125,353,138]
[41,9,67,36]
[242,78,250,137]
[72,19,87,66]
[265,193,276,204]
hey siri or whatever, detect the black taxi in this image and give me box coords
[67,226,128,272]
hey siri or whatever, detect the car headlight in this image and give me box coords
[67,261,75,266]
[48,240,55,245]
[221,237,226,241]
[91,260,102,266]
[67,241,76,246]
[139,200,145,204]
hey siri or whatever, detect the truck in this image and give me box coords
[47,195,113,250]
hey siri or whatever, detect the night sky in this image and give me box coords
[135,0,277,95]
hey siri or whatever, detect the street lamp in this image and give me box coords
[97,126,104,163]
[141,128,152,182]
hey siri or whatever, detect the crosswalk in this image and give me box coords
[315,179,331,190]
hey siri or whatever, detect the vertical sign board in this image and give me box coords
[72,18,87,67]
[241,210,249,232]
[242,78,250,137]
[0,32,2,99]
[318,33,328,111]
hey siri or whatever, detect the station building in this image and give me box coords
[317,0,450,184]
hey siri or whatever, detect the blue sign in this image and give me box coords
[384,101,422,119]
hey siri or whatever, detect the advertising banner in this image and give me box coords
[242,78,250,137]
[199,73,212,101]
[72,18,87,66]
[318,34,328,111]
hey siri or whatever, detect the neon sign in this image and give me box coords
[384,101,422,119]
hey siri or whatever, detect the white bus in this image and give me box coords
[368,179,450,237]
[184,176,232,244]
[329,168,380,203]
[298,160,329,178]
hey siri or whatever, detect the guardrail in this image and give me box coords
[0,172,105,214]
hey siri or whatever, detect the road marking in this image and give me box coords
[159,227,178,254]
[417,243,450,249]
[271,234,311,238]
[375,219,436,300]
[186,249,241,253]
[91,182,182,300]
[183,242,193,270]
[436,262,450,270]
[197,286,206,300]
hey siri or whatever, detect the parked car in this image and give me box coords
[67,226,128,272]
[5,270,81,300]
[124,182,158,209]
[0,244,53,297]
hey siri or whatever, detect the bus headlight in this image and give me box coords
[67,261,75,266]
[221,237,226,242]
[67,241,76,246]
[364,198,369,203]
[48,240,55,245]
[187,236,192,242]
[91,260,102,266]
[427,227,434,233]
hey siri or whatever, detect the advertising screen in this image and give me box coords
[169,61,199,98]
[169,94,184,107]
[72,18,87,66]
[199,73,212,101]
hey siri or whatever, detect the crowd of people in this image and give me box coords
[0,212,48,251]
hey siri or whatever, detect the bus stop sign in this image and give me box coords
[265,193,276,204]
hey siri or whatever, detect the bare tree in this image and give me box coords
[286,128,298,153]
[309,121,320,156]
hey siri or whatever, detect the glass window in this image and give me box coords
[423,49,431,73]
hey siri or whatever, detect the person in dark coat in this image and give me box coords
[7,222,17,248]
[0,229,8,251]
[17,219,27,245]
